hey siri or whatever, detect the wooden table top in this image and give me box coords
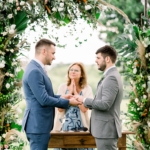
[51,130,135,135]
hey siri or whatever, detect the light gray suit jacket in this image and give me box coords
[84,67,123,139]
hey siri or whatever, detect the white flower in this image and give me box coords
[2,52,5,56]
[143,95,147,99]
[2,134,6,138]
[2,32,7,36]
[60,21,65,25]
[10,136,14,140]
[8,14,13,19]
[6,83,10,89]
[15,114,19,118]
[58,7,63,11]
[5,72,9,76]
[76,12,80,16]
[137,108,140,111]
[10,74,14,77]
[16,44,21,48]
[85,5,92,10]
[145,53,149,58]
[135,98,139,103]
[60,3,64,7]
[133,68,137,74]
[16,108,22,114]
[9,0,13,3]
[17,119,22,125]
[16,67,21,72]
[127,61,132,65]
[20,1,25,5]
[148,76,150,80]
[0,61,5,68]
[11,24,16,30]
[142,84,146,88]
[52,7,57,11]
[10,49,14,53]
[9,29,15,34]
[148,122,150,127]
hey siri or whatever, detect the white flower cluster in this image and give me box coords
[0,50,6,56]
[0,59,6,68]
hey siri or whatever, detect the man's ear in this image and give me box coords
[105,56,111,63]
[42,48,46,56]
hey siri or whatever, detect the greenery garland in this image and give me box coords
[0,0,132,149]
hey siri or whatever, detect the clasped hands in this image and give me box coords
[60,94,84,107]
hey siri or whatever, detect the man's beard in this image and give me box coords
[98,60,106,71]
[45,56,51,65]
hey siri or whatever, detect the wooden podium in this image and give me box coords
[48,130,134,150]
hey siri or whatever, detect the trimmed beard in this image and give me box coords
[98,59,106,71]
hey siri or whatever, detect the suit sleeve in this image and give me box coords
[27,69,69,108]
[84,76,119,111]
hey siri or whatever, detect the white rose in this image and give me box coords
[16,67,21,72]
[20,1,25,5]
[10,136,14,140]
[60,3,64,7]
[0,63,5,68]
[10,74,14,77]
[16,108,22,114]
[143,95,147,99]
[6,83,10,89]
[52,7,57,11]
[16,44,21,48]
[11,24,16,30]
[133,68,137,74]
[142,84,146,88]
[2,134,6,138]
[9,0,13,3]
[9,29,15,34]
[76,12,80,16]
[10,49,14,53]
[15,114,19,118]
[2,32,7,36]
[145,53,149,58]
[17,119,22,125]
[85,5,92,10]
[58,7,63,11]
[135,98,139,103]
[8,14,13,19]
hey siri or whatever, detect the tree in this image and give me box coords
[99,0,144,44]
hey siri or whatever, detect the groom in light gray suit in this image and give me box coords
[74,45,123,150]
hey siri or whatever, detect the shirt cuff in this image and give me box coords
[83,98,86,103]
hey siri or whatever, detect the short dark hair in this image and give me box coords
[35,38,56,55]
[96,45,117,63]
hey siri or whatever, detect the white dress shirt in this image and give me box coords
[83,65,116,103]
[33,58,47,75]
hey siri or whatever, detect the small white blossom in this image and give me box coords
[6,83,10,89]
[15,114,19,118]
[8,14,13,19]
[148,76,150,80]
[148,122,150,127]
[9,0,13,3]
[2,134,6,138]
[76,12,80,16]
[16,67,21,72]
[127,61,132,65]
[133,68,137,74]
[60,3,64,7]
[52,7,57,11]
[142,84,146,88]
[85,5,92,10]
[10,136,14,140]
[17,119,22,125]
[16,44,21,48]
[2,32,7,36]
[135,98,139,103]
[143,95,147,99]
[20,1,25,5]
[58,7,63,11]
[145,53,149,58]
[9,29,15,34]
[137,108,140,111]
[16,107,22,114]
[11,24,16,30]
[10,49,14,53]
[10,74,14,77]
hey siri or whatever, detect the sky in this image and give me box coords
[23,19,106,66]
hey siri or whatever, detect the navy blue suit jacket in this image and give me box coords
[22,60,69,133]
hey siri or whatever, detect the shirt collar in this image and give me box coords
[103,65,116,76]
[33,58,45,69]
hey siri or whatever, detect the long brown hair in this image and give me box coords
[66,63,87,89]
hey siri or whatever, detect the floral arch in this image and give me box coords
[0,0,149,149]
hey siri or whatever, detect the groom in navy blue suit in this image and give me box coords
[22,39,81,150]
